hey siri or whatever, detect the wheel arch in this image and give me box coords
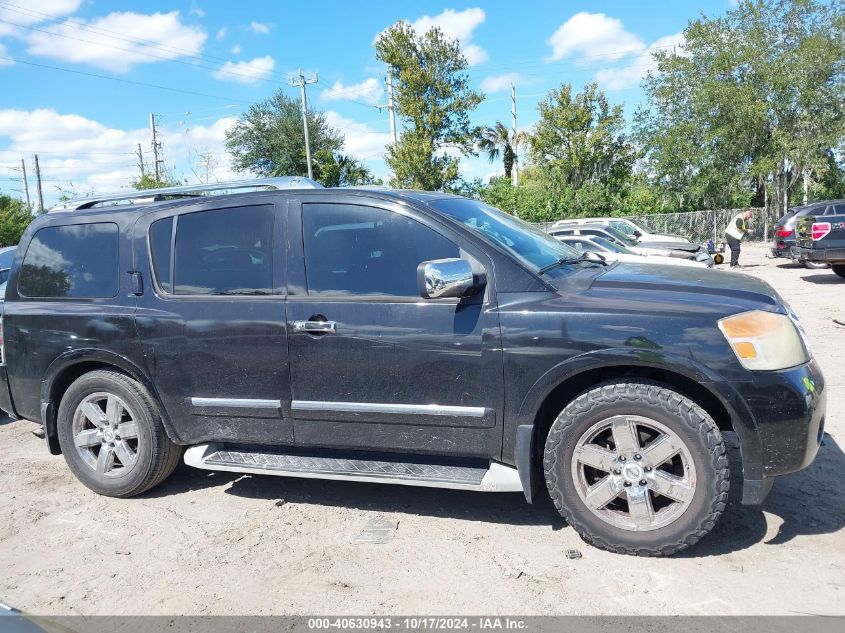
[40,349,179,454]
[512,352,761,502]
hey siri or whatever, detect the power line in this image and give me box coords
[0,1,294,84]
[0,16,286,85]
[0,55,251,103]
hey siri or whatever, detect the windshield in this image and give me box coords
[430,198,583,272]
[595,226,638,246]
[590,236,634,254]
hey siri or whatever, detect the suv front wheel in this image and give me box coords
[544,380,729,556]
[57,369,181,497]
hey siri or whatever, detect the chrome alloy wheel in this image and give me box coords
[571,415,696,531]
[72,392,140,478]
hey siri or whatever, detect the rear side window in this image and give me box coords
[18,223,119,298]
[149,217,173,293]
[171,206,274,295]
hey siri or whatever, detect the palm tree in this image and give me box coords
[478,122,526,179]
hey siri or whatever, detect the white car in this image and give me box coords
[551,217,691,244]
[554,235,711,269]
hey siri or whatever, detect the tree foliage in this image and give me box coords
[478,122,526,179]
[131,173,182,190]
[635,0,845,211]
[0,194,33,246]
[225,91,344,180]
[312,149,376,187]
[375,21,484,190]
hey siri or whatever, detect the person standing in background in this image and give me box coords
[725,210,752,267]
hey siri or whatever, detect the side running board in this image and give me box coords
[184,444,523,492]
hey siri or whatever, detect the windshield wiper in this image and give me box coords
[538,251,607,274]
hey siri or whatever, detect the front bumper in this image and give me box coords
[734,358,826,503]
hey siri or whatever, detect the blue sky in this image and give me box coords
[0,0,738,205]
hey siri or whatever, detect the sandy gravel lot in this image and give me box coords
[1,243,843,616]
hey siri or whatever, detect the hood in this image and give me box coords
[639,233,691,244]
[586,261,782,310]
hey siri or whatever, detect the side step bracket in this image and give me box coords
[184,444,523,492]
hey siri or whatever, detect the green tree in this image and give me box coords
[635,0,845,212]
[131,173,182,190]
[225,90,343,181]
[529,82,634,201]
[375,22,484,190]
[0,194,33,246]
[478,122,526,179]
[312,150,375,187]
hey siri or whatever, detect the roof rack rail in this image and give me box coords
[51,177,324,211]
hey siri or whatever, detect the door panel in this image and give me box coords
[133,200,292,446]
[286,199,503,459]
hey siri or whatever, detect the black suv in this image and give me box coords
[0,179,826,556]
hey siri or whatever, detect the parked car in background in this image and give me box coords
[792,205,845,278]
[0,178,825,556]
[548,223,714,264]
[0,245,17,309]
[553,235,711,268]
[551,217,691,244]
[771,201,842,268]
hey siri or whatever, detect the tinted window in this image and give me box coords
[303,203,459,296]
[174,206,273,295]
[19,223,119,298]
[149,217,173,293]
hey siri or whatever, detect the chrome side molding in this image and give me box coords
[291,400,487,417]
[190,397,281,409]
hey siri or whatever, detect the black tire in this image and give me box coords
[833,264,845,279]
[713,253,724,265]
[57,369,181,497]
[543,380,729,556]
[804,260,829,270]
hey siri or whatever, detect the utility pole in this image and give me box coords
[20,157,31,210]
[386,73,397,145]
[149,113,163,181]
[511,82,519,187]
[289,70,318,180]
[32,154,44,214]
[135,143,145,178]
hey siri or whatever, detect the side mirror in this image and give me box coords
[633,230,642,238]
[417,258,481,299]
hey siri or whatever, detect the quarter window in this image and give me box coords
[171,206,274,296]
[302,203,459,297]
[18,223,119,298]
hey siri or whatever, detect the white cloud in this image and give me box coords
[594,33,684,90]
[216,27,227,40]
[546,12,644,62]
[25,11,207,73]
[324,111,392,160]
[0,108,242,202]
[320,78,384,106]
[0,0,82,37]
[378,8,488,66]
[212,55,275,84]
[480,72,528,93]
[0,43,13,67]
[231,44,241,55]
[249,21,272,35]
[189,1,205,17]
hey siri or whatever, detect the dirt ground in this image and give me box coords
[1,243,843,616]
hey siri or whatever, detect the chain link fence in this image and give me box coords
[537,207,783,244]
[626,207,781,244]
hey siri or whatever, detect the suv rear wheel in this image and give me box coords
[833,264,845,279]
[544,380,729,556]
[57,369,181,497]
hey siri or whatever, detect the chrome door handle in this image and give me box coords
[292,320,337,334]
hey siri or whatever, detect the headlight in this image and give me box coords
[717,310,810,371]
